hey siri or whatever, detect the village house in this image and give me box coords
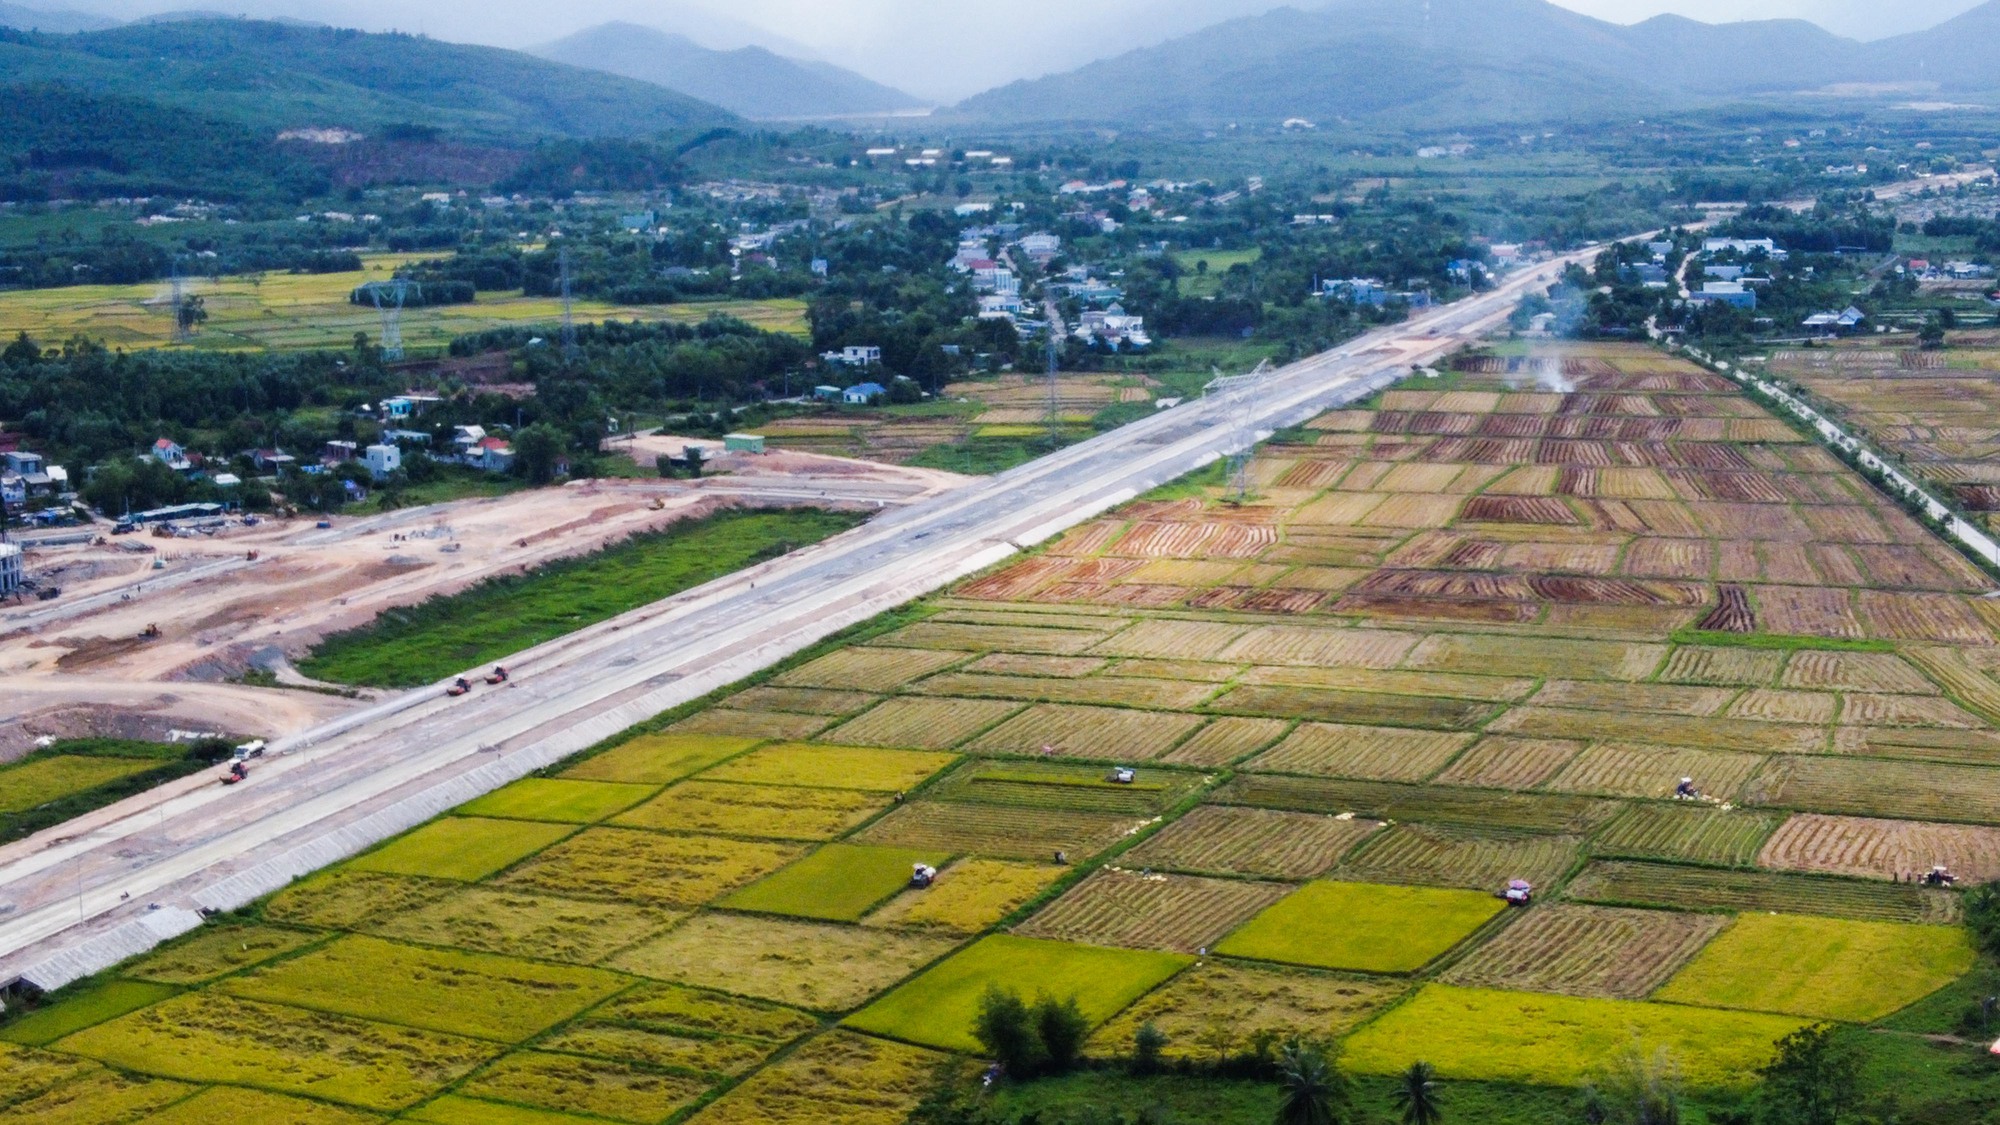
[365,444,402,481]
[249,449,298,474]
[1691,281,1757,310]
[466,436,514,473]
[152,438,193,473]
[820,346,883,367]
[1802,307,1868,335]
[1075,306,1152,351]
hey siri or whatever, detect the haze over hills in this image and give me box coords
[534,22,924,120]
[0,1,114,31]
[954,0,2000,127]
[1558,0,1986,41]
[34,0,1996,103]
[0,18,738,141]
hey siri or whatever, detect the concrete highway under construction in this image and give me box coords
[0,245,1597,993]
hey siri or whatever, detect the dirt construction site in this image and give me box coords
[0,444,969,759]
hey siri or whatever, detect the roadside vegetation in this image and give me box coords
[297,508,863,687]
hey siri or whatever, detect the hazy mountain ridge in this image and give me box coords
[533,22,924,120]
[0,18,739,142]
[0,1,115,32]
[954,0,2000,126]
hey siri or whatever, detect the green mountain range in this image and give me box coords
[0,18,738,143]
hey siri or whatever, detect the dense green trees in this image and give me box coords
[973,988,1093,1080]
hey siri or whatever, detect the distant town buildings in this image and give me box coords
[1701,237,1787,261]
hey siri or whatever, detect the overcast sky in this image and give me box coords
[71,0,1990,101]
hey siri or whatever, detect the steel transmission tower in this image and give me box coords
[360,279,416,361]
[169,257,190,344]
[1205,359,1275,501]
[559,248,578,361]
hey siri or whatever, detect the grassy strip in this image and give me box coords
[986,1071,1583,1125]
[299,508,865,688]
[0,739,231,845]
[1668,629,1897,654]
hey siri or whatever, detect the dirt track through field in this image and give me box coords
[1,451,967,758]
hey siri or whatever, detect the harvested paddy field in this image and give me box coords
[1768,342,2000,534]
[1122,805,1382,878]
[1440,904,1727,999]
[1013,868,1291,952]
[16,343,2000,1110]
[1087,962,1406,1060]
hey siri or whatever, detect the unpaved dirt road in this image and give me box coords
[1,452,966,757]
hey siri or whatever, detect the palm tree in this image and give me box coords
[1396,1061,1444,1124]
[1275,1039,1342,1125]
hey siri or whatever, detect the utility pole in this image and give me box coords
[1042,296,1064,448]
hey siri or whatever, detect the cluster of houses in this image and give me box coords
[1678,237,1787,313]
[125,392,522,508]
[951,233,1028,327]
[1903,258,1995,281]
[1315,277,1435,310]
[0,448,68,511]
[811,347,898,403]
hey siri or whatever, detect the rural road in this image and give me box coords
[0,244,1596,991]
